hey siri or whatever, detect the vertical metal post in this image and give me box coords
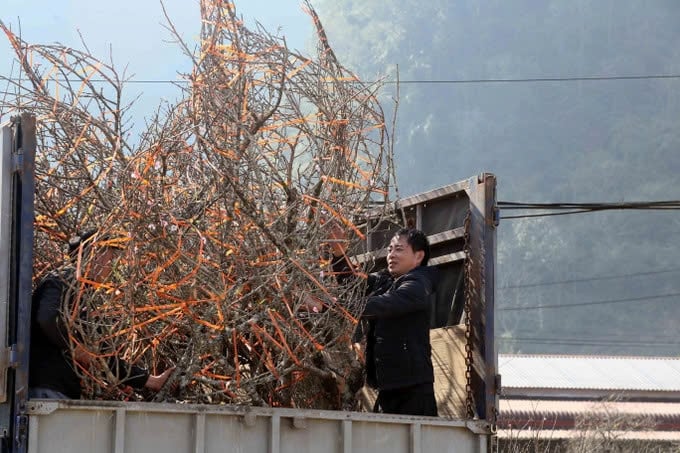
[0,123,13,404]
[14,114,36,453]
[409,423,422,453]
[193,413,206,453]
[0,114,36,453]
[113,408,126,453]
[342,420,352,453]
[25,415,37,453]
[481,174,498,429]
[269,414,280,453]
[465,173,497,425]
[415,204,423,230]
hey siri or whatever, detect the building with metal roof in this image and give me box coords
[497,354,680,450]
[499,354,680,400]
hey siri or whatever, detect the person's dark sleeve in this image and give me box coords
[351,319,370,343]
[366,271,392,296]
[34,279,70,350]
[361,275,432,319]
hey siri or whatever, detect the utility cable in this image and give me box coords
[497,336,680,348]
[6,73,680,86]
[390,74,680,84]
[498,200,680,220]
[499,291,680,311]
[500,267,680,290]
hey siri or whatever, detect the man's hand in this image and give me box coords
[144,366,176,392]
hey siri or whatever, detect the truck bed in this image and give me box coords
[27,398,490,453]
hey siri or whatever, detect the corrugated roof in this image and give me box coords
[500,399,680,419]
[499,354,680,392]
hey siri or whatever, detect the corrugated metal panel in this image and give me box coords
[27,400,491,453]
[500,399,680,419]
[499,399,680,434]
[499,354,680,392]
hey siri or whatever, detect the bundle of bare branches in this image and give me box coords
[1,0,396,409]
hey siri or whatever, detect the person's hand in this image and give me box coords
[351,342,364,361]
[144,366,176,392]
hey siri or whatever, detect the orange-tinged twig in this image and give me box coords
[274,370,307,392]
[101,306,184,340]
[272,309,324,351]
[200,371,232,381]
[288,257,336,301]
[232,329,241,387]
[302,195,366,240]
[321,175,387,195]
[267,310,300,366]
[249,327,280,381]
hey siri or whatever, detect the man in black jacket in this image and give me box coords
[29,229,174,399]
[330,227,438,416]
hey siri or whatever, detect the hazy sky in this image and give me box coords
[1,0,313,130]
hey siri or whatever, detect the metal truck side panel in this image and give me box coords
[0,122,13,403]
[7,151,495,452]
[1,114,37,452]
[466,173,498,423]
[27,400,489,453]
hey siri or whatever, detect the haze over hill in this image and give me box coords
[313,0,680,356]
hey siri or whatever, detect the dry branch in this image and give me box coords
[0,0,396,409]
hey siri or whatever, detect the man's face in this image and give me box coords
[387,235,424,277]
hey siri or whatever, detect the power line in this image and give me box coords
[500,201,680,209]
[6,73,680,86]
[499,267,680,290]
[497,336,680,348]
[498,200,680,220]
[499,291,680,311]
[498,338,680,347]
[391,74,680,84]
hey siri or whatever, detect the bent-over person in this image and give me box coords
[29,229,174,399]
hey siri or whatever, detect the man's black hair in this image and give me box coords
[394,228,430,266]
[67,228,99,259]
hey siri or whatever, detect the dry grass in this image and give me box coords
[498,397,680,453]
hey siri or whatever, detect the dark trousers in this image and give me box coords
[374,383,438,416]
